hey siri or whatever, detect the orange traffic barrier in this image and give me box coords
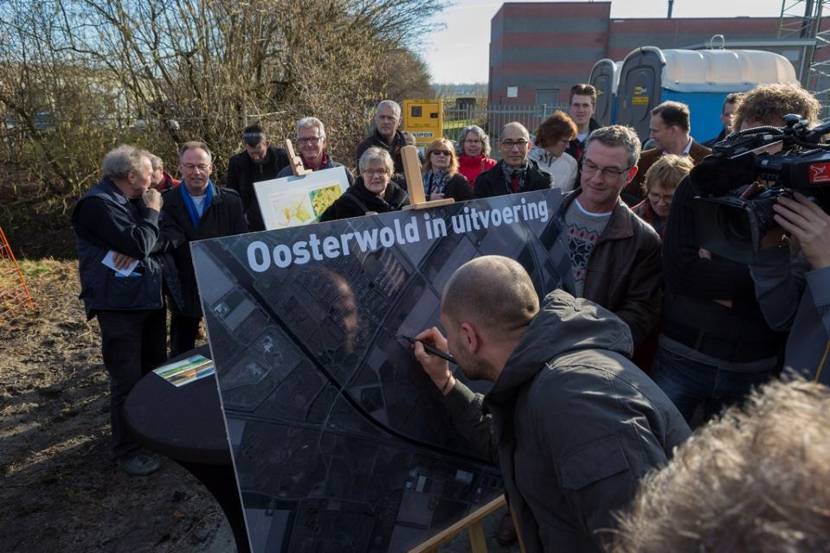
[0,225,35,319]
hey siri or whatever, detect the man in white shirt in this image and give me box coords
[625,101,711,205]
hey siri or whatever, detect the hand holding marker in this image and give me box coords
[399,335,458,365]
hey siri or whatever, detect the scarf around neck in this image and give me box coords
[179,179,215,227]
[501,159,528,191]
[423,169,449,195]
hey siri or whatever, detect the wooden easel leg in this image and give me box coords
[467,521,488,553]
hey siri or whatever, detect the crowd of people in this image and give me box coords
[71,80,830,551]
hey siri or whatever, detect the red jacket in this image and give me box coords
[153,172,180,192]
[458,154,496,189]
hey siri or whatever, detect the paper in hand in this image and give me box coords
[102,250,139,277]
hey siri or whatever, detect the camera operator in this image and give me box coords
[750,192,830,384]
[653,83,822,425]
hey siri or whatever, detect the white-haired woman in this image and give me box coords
[320,147,407,221]
[457,125,496,189]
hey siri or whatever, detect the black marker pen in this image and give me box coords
[399,335,458,365]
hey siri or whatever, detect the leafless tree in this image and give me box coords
[0,0,441,255]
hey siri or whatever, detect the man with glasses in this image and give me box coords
[226,122,289,231]
[551,125,662,349]
[277,117,354,186]
[161,142,246,355]
[474,121,551,198]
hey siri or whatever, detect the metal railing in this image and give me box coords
[444,103,566,147]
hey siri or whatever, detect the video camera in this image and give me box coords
[690,114,830,263]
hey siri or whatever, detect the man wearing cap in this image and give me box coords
[226,122,289,231]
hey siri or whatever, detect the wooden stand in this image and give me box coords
[285,139,311,176]
[407,494,526,553]
[400,145,455,210]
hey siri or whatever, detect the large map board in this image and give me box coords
[191,189,566,552]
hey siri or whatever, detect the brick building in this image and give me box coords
[488,1,829,105]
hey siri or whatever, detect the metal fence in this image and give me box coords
[443,103,566,154]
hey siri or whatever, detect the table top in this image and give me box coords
[124,345,232,465]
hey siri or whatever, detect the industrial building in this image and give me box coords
[488,1,830,106]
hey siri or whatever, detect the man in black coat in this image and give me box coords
[474,122,551,198]
[161,141,247,355]
[226,122,289,231]
[72,145,174,476]
[355,99,406,175]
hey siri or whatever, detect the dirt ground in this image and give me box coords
[1,259,518,553]
[0,259,235,552]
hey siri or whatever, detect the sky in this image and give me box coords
[422,0,789,83]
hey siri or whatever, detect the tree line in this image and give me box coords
[0,0,439,257]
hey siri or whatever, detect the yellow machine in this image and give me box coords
[402,99,443,146]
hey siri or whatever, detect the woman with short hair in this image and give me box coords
[320,147,408,221]
[632,154,694,236]
[457,125,497,188]
[422,138,472,202]
[529,111,579,192]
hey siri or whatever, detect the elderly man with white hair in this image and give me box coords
[474,121,551,198]
[278,117,354,186]
[355,99,407,175]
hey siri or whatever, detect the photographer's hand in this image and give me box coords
[774,193,830,269]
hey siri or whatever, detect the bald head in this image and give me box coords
[499,122,531,167]
[441,256,539,334]
[501,122,529,141]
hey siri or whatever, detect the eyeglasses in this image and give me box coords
[297,136,322,145]
[464,138,482,144]
[431,150,451,156]
[581,159,629,180]
[182,163,210,172]
[647,191,674,203]
[363,169,389,176]
[501,139,529,150]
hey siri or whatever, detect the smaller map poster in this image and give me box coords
[254,166,351,230]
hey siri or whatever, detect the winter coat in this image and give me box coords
[443,290,690,552]
[550,191,663,346]
[474,160,552,199]
[72,178,179,319]
[319,177,408,222]
[355,129,406,175]
[160,185,247,317]
[457,154,497,188]
[226,145,290,231]
[423,172,473,202]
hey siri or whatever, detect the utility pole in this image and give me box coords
[668,0,674,18]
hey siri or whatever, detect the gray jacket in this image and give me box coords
[442,290,690,552]
[750,247,830,385]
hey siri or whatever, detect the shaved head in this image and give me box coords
[441,256,539,334]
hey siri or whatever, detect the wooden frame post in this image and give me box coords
[400,145,455,211]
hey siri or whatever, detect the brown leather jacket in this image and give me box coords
[557,191,663,346]
[623,141,711,205]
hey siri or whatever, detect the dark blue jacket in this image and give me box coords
[71,179,174,319]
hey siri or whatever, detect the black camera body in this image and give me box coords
[690,115,830,264]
